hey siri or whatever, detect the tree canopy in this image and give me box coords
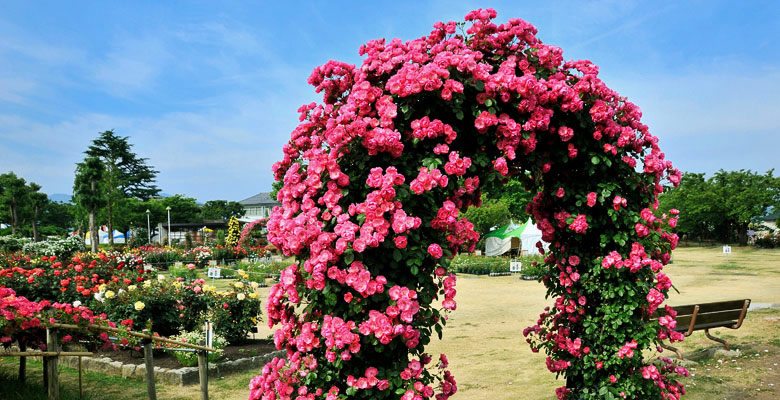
[658,169,780,244]
[201,200,245,220]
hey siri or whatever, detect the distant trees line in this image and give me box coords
[657,169,779,245]
[1,130,246,251]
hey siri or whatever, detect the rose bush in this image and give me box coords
[0,252,263,344]
[252,8,685,400]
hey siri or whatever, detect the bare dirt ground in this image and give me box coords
[254,247,780,400]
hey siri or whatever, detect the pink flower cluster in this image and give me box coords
[256,7,685,400]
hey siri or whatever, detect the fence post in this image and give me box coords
[197,340,208,400]
[46,328,59,400]
[143,330,157,400]
[18,342,26,383]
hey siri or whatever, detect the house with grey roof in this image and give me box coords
[238,192,280,221]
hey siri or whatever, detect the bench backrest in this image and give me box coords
[652,299,750,335]
[673,299,749,329]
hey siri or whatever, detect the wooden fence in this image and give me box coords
[1,324,216,400]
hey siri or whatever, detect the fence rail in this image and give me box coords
[5,323,215,400]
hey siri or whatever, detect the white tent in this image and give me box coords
[519,219,548,256]
[483,218,549,256]
[483,220,524,257]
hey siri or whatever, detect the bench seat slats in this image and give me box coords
[672,320,736,332]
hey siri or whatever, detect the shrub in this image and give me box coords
[21,236,84,260]
[169,263,199,280]
[165,330,226,366]
[0,236,31,253]
[754,231,779,248]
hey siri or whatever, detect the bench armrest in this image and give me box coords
[684,305,700,336]
[727,299,750,330]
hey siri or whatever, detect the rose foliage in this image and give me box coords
[251,9,685,400]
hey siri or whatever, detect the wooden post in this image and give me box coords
[46,328,59,400]
[18,342,26,383]
[143,330,157,400]
[78,356,83,399]
[197,340,208,400]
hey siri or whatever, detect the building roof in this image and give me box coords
[238,192,279,206]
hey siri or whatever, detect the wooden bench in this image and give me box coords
[653,299,750,359]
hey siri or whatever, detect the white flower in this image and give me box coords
[237,293,246,301]
[73,300,82,307]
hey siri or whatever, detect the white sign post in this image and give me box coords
[722,245,731,262]
[510,261,522,278]
[143,264,152,272]
[207,267,221,285]
[204,321,213,348]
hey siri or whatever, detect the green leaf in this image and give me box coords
[591,156,600,165]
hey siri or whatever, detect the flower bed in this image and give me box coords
[0,251,263,344]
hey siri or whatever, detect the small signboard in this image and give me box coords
[722,245,732,254]
[174,261,183,267]
[143,264,153,272]
[208,260,218,267]
[510,261,522,273]
[207,267,221,279]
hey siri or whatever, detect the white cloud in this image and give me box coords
[92,35,171,96]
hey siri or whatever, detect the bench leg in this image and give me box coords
[660,343,684,359]
[704,329,730,351]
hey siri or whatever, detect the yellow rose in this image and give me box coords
[134,301,145,311]
[98,284,107,292]
[143,280,152,288]
[234,282,244,289]
[249,292,259,299]
[105,290,115,299]
[128,285,137,291]
[250,282,259,289]
[157,274,166,281]
[237,293,246,300]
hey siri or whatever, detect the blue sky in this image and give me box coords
[1,1,778,202]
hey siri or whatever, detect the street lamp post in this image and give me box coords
[166,206,172,247]
[145,209,151,245]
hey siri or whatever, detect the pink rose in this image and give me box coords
[428,243,443,259]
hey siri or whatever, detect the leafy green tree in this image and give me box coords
[73,157,106,252]
[495,178,533,221]
[659,169,780,244]
[461,196,511,236]
[712,169,780,245]
[26,182,48,242]
[201,200,245,220]
[39,200,75,237]
[85,130,159,246]
[0,172,29,235]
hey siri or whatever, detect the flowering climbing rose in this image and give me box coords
[252,8,685,400]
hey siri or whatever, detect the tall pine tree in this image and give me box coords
[85,130,159,246]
